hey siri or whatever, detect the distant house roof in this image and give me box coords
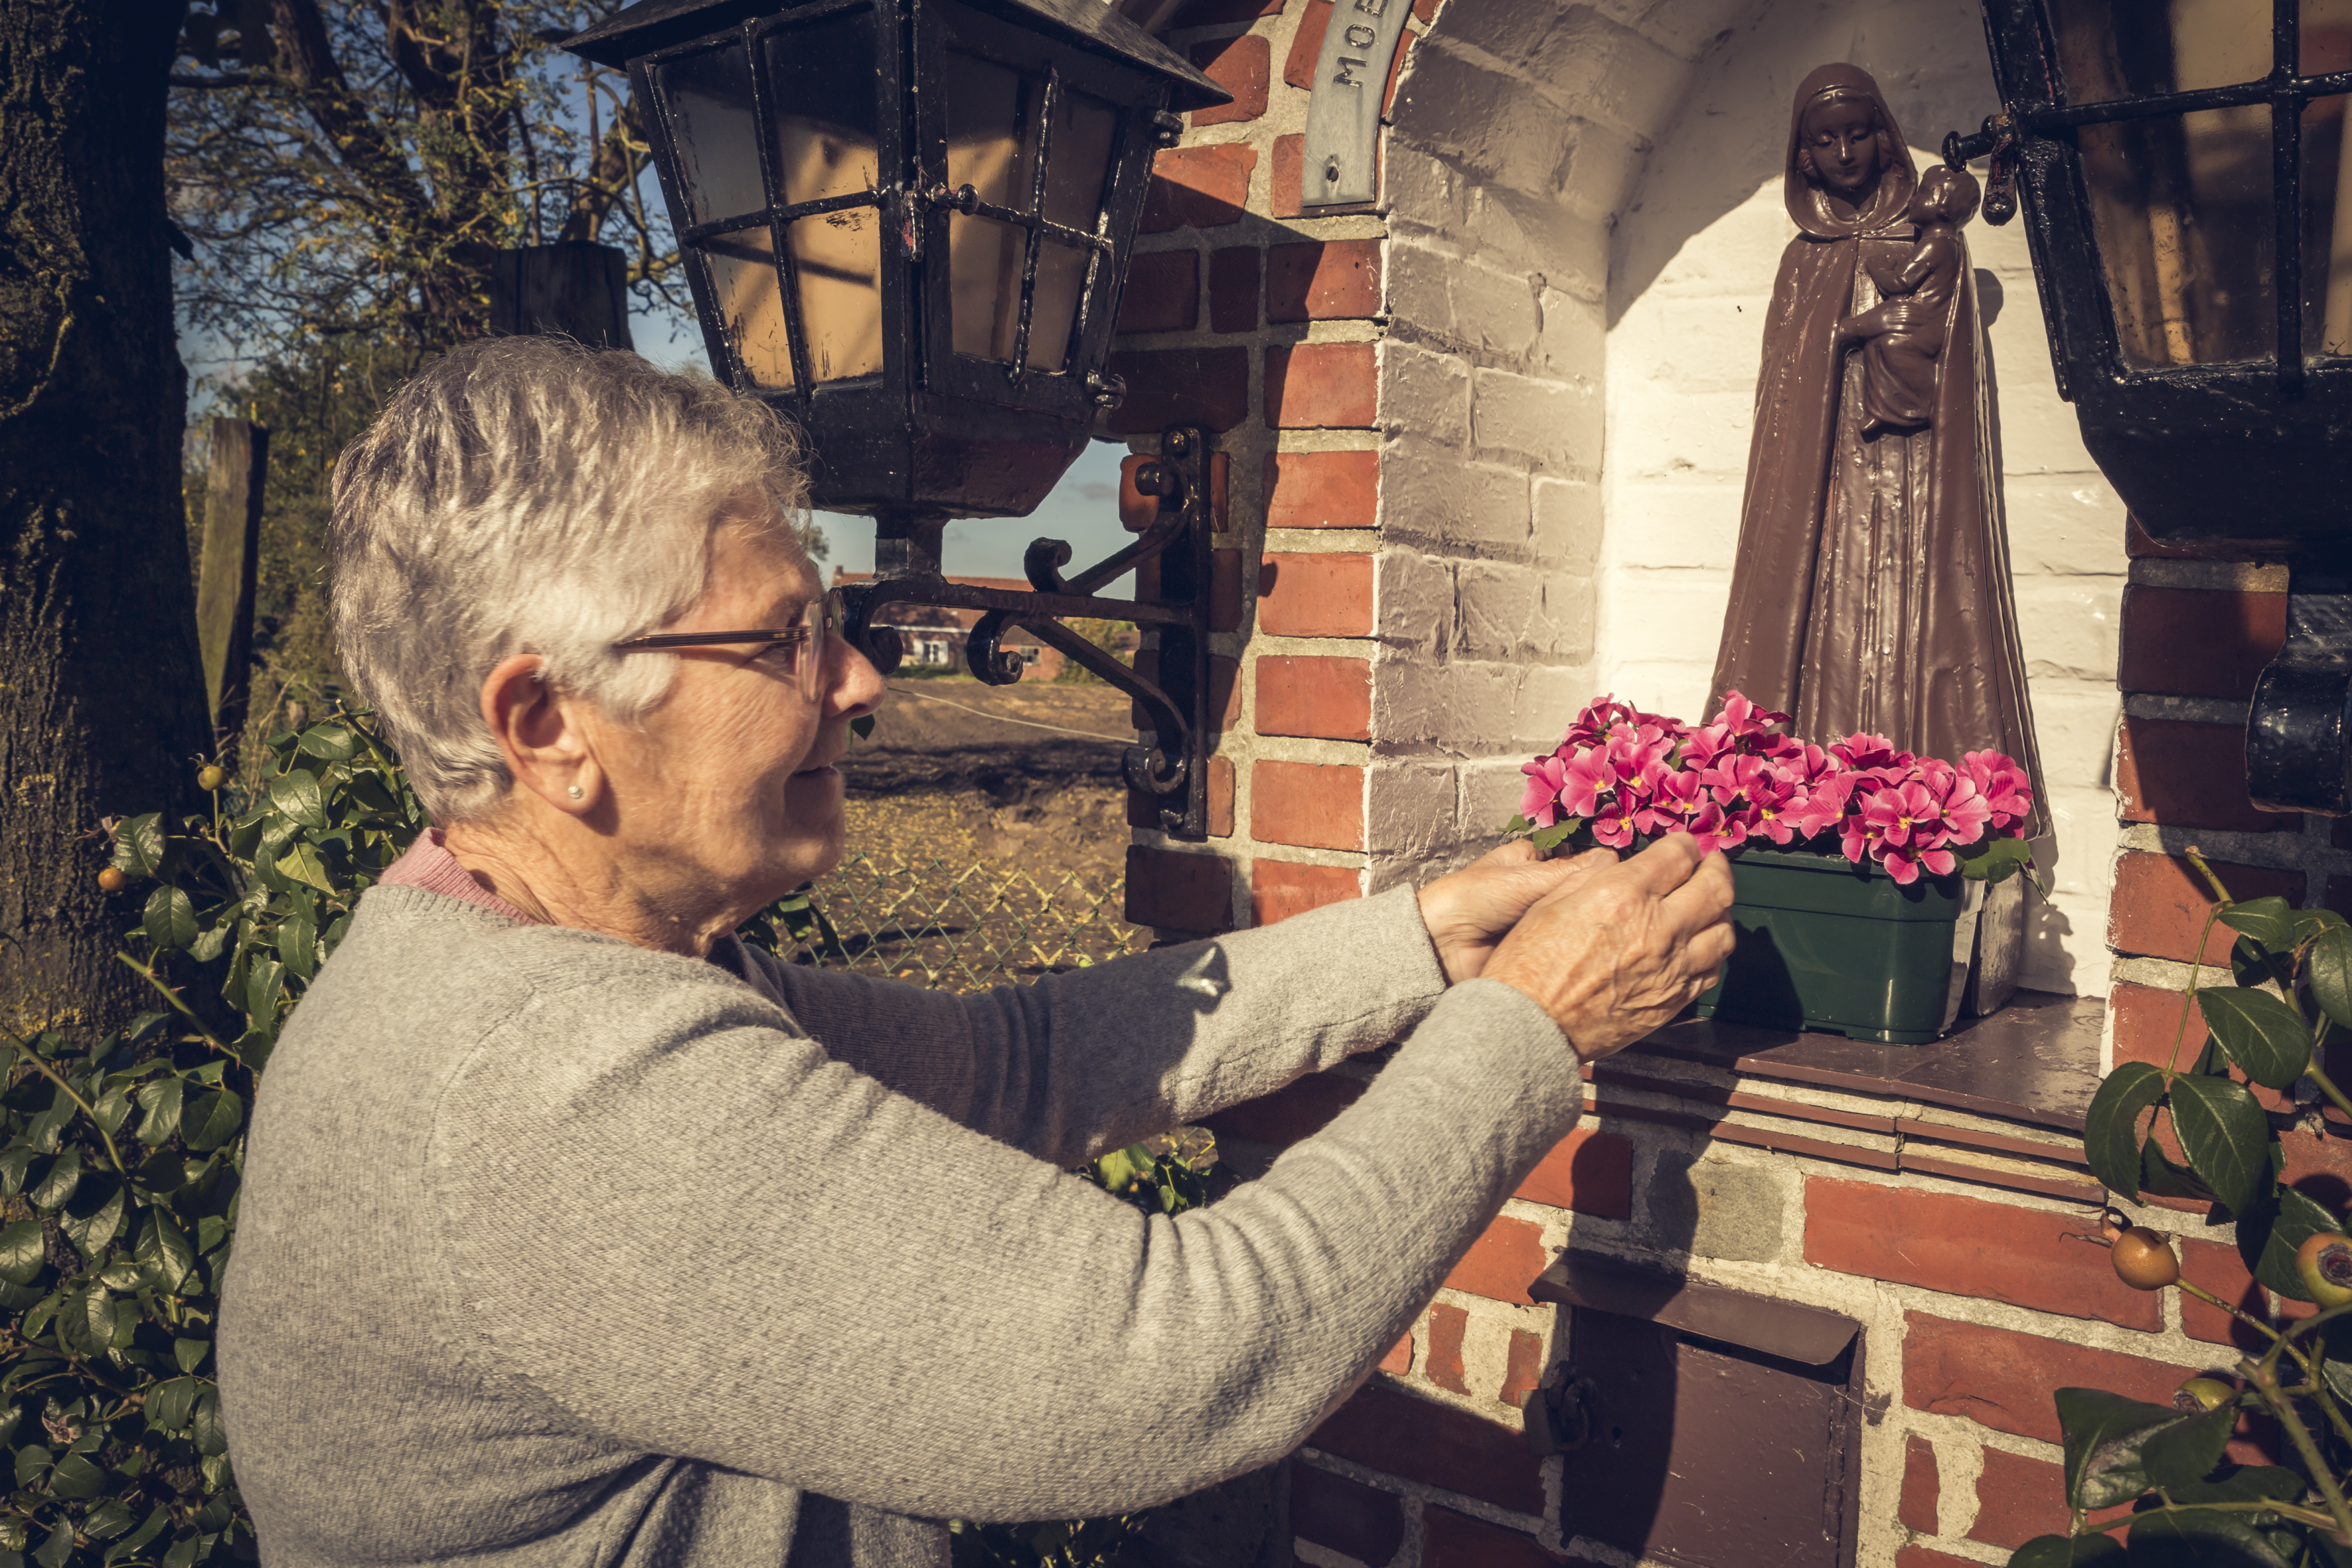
[830,570,1042,643]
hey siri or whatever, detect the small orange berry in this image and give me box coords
[96,867,128,893]
[2111,1226,2179,1291]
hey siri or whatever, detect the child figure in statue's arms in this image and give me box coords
[1851,163,1980,439]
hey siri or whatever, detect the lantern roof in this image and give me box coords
[562,0,1230,111]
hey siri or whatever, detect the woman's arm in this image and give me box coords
[752,844,1603,1164]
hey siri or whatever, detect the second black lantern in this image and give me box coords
[565,0,1227,521]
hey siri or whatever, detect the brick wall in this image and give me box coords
[1103,0,2295,1562]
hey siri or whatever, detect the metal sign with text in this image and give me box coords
[1298,0,1411,207]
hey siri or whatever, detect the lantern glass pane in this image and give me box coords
[2047,0,2263,105]
[706,228,795,388]
[949,214,1026,359]
[2312,92,2352,355]
[1042,90,1117,231]
[763,13,881,207]
[788,211,884,379]
[947,56,1037,210]
[2080,107,2274,367]
[657,44,765,226]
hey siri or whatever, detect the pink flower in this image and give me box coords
[1519,755,1566,827]
[1832,732,1918,779]
[1590,795,1642,848]
[1634,767,1709,838]
[1558,749,1616,819]
[1705,754,1799,846]
[1964,749,2034,835]
[1564,695,1686,751]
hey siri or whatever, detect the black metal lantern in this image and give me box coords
[1949,3,2352,815]
[564,0,1233,838]
[1950,0,2352,550]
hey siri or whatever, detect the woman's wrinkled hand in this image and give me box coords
[1417,840,1616,985]
[1481,834,1737,1064]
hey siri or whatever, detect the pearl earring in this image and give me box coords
[567,785,584,801]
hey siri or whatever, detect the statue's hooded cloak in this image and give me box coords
[1709,63,2047,836]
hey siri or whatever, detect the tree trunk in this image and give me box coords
[0,0,206,1035]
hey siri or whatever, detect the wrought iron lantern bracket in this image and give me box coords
[832,426,1217,840]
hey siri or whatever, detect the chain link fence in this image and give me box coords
[765,849,1147,992]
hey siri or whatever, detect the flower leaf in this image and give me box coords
[2083,1061,2167,1201]
[2217,896,2300,957]
[2196,987,2312,1090]
[2169,1073,2272,1218]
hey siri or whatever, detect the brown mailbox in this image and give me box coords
[1527,1253,1864,1568]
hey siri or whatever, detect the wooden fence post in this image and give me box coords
[490,243,635,349]
[196,417,267,756]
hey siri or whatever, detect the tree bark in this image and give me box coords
[0,0,206,1034]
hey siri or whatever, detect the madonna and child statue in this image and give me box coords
[1712,63,2050,844]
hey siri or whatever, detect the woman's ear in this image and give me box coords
[479,654,599,813]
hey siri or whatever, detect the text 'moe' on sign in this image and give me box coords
[1298,0,1411,208]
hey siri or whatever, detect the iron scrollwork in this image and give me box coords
[832,426,1217,840]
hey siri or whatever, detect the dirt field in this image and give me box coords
[838,678,1137,888]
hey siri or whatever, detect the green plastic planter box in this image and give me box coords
[1695,846,1985,1045]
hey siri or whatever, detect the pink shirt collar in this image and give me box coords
[378,828,543,925]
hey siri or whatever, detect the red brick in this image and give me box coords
[1255,655,1371,742]
[1140,144,1257,232]
[2108,852,2305,965]
[1805,1178,2161,1329]
[1311,1383,1543,1514]
[1129,753,1234,836]
[1260,552,1374,637]
[1266,343,1377,428]
[1969,1448,2132,1549]
[2280,1127,2352,1195]
[1188,34,1269,126]
[1444,1214,1547,1305]
[1251,858,1361,925]
[1128,651,1239,732]
[1212,546,1243,633]
[1157,0,1281,26]
[1208,449,1229,533]
[2116,715,2295,834]
[1899,1435,1939,1535]
[1411,0,1439,22]
[1123,846,1232,933]
[1423,1506,1573,1568]
[1427,1302,1470,1393]
[1252,759,1364,850]
[1903,1313,2256,1452]
[1896,1550,1988,1568]
[1267,239,1382,323]
[1290,1460,1405,1567]
[1379,1333,1413,1375]
[1115,250,1198,335]
[2178,1234,2312,1350]
[1103,347,1249,434]
[1514,1127,1632,1219]
[1267,449,1379,529]
[1499,1329,1543,1410]
[1202,1067,1363,1147]
[2110,979,2302,1115]
[1283,0,1331,88]
[1271,134,1305,219]
[2118,584,2286,700]
[1208,246,1258,333]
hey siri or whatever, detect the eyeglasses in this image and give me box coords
[611,593,836,704]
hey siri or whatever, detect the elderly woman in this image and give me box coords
[217,337,1733,1567]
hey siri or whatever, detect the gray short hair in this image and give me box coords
[330,337,810,823]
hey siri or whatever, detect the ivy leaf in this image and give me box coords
[1956,834,2036,884]
[181,1091,242,1154]
[28,1150,81,1212]
[79,1499,134,1540]
[2141,1401,2234,1488]
[2127,1507,2293,1567]
[2310,925,2352,1032]
[276,840,335,894]
[245,956,285,1024]
[135,1214,195,1295]
[33,1522,72,1568]
[60,1177,124,1260]
[2219,897,2301,957]
[2197,988,2312,1090]
[2056,1387,2181,1510]
[0,1221,46,1287]
[140,887,196,953]
[173,1338,208,1375]
[188,921,232,964]
[2084,1062,2167,1200]
[2164,1464,2306,1507]
[46,1452,104,1500]
[268,769,327,830]
[276,913,317,983]
[133,1078,183,1148]
[1529,819,1582,852]
[2169,1074,2271,1218]
[143,1377,194,1434]
[190,1390,226,1456]
[2240,1184,2343,1300]
[296,722,356,761]
[0,1146,35,1197]
[2004,1535,2126,1567]
[114,1505,171,1559]
[111,815,166,880]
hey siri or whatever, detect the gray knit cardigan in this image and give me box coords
[217,880,1581,1566]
